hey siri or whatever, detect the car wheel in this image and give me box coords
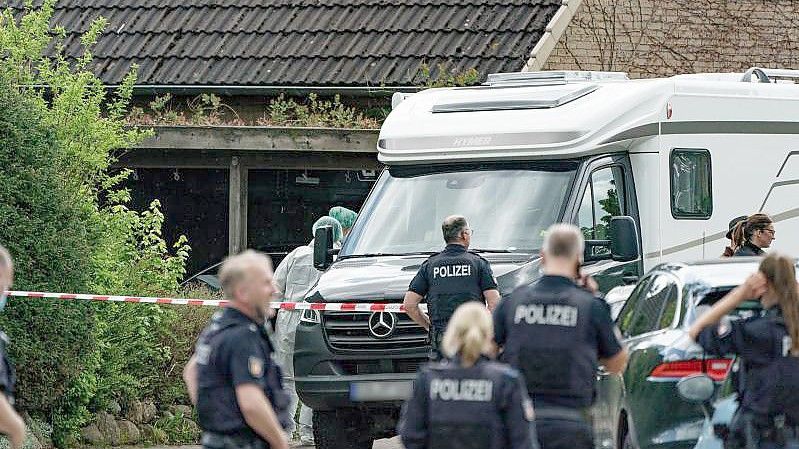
[313,410,374,449]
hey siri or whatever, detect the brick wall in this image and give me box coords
[543,0,799,77]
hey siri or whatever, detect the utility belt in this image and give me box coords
[428,327,445,361]
[430,327,444,347]
[201,431,268,449]
[727,412,799,449]
[534,405,593,425]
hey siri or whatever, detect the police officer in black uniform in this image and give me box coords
[404,215,501,359]
[493,224,628,449]
[690,252,799,449]
[732,213,775,257]
[0,246,24,449]
[398,302,537,449]
[183,250,291,449]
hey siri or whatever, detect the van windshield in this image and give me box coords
[340,163,577,257]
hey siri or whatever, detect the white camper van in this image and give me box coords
[379,68,799,267]
[296,68,799,449]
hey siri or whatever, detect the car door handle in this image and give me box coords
[622,275,639,285]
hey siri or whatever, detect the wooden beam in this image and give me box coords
[116,149,381,170]
[138,125,379,153]
[228,156,248,255]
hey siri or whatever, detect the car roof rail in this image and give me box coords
[484,70,629,87]
[742,67,799,83]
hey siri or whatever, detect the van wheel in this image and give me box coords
[313,410,374,449]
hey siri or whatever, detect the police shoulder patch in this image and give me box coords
[195,343,211,365]
[248,357,264,378]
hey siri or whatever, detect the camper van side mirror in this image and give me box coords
[610,216,640,262]
[313,226,335,270]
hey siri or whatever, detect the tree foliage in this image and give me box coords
[0,2,191,445]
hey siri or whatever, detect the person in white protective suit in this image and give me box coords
[273,216,343,446]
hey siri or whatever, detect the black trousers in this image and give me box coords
[535,417,593,449]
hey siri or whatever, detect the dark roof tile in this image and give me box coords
[4,0,561,86]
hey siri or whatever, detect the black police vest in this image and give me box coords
[196,314,292,434]
[743,316,799,424]
[425,251,485,331]
[503,286,596,405]
[425,359,519,449]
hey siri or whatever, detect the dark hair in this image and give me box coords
[742,213,773,245]
[722,221,746,256]
[442,216,469,243]
[759,253,799,355]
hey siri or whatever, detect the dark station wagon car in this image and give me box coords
[592,257,786,449]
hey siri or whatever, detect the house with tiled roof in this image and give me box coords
[4,0,564,273]
[9,0,794,273]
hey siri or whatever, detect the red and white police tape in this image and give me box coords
[2,290,424,312]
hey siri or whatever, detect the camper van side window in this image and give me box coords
[670,149,712,219]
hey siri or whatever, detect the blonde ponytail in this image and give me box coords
[441,302,493,367]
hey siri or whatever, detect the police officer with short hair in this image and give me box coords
[690,253,799,449]
[404,215,501,359]
[493,224,628,449]
[398,302,537,449]
[183,250,291,449]
[0,246,25,449]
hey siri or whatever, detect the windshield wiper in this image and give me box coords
[471,249,514,253]
[338,251,437,260]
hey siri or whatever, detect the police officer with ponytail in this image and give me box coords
[404,215,501,359]
[732,213,775,257]
[690,253,799,449]
[493,224,628,449]
[398,302,537,449]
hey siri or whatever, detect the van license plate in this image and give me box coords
[350,381,413,401]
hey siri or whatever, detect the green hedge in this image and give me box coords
[0,82,101,441]
[0,2,197,446]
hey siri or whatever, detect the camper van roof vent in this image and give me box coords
[432,84,597,113]
[485,71,629,87]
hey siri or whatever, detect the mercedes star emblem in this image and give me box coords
[368,311,397,339]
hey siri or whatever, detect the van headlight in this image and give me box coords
[300,309,320,324]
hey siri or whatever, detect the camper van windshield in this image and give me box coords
[340,164,577,257]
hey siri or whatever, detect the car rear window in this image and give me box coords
[692,288,761,323]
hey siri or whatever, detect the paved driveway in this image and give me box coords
[150,437,403,449]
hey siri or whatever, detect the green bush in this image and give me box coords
[260,93,379,128]
[144,285,219,408]
[0,2,192,445]
[153,410,201,444]
[0,77,101,442]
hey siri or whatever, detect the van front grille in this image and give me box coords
[322,310,429,351]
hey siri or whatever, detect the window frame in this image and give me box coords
[669,148,713,220]
[618,272,682,338]
[577,164,627,240]
[616,275,652,337]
